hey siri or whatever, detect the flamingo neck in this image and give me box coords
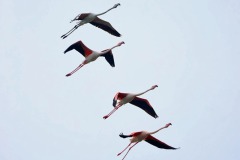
[149,127,166,135]
[99,49,110,56]
[99,44,119,56]
[135,88,152,96]
[110,44,119,50]
[96,7,115,16]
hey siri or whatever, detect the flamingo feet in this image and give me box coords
[103,115,109,119]
[66,73,72,77]
[61,35,67,39]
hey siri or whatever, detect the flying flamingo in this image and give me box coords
[103,85,159,119]
[64,40,124,77]
[61,3,121,39]
[117,123,178,160]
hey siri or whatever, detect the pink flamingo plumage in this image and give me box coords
[103,85,159,119]
[64,40,124,77]
[61,3,121,39]
[117,123,179,160]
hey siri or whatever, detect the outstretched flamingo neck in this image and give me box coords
[135,88,152,97]
[135,85,158,96]
[96,6,115,16]
[149,123,171,135]
[149,127,165,135]
[100,42,123,55]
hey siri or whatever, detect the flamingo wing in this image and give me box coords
[76,13,90,20]
[129,97,158,118]
[101,49,115,67]
[145,135,178,150]
[113,92,127,107]
[90,17,121,37]
[64,40,92,57]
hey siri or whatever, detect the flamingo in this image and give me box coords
[64,40,124,77]
[61,3,121,39]
[117,123,178,160]
[103,85,159,119]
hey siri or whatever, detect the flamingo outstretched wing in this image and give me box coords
[90,17,121,37]
[113,92,127,107]
[101,49,115,67]
[145,135,178,150]
[129,97,158,118]
[64,41,92,57]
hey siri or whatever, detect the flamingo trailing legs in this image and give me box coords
[61,3,121,39]
[103,85,159,119]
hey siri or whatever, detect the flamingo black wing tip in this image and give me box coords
[64,47,72,54]
[113,99,117,107]
[113,33,121,37]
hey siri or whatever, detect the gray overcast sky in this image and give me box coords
[1,0,240,160]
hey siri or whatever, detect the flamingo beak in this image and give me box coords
[118,41,125,46]
[114,3,121,8]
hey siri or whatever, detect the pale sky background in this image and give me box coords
[1,0,240,160]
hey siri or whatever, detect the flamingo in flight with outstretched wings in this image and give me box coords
[103,85,159,119]
[117,123,179,160]
[61,3,121,39]
[64,40,124,77]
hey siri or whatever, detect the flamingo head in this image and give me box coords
[151,85,158,90]
[117,41,125,46]
[165,123,172,128]
[113,3,121,8]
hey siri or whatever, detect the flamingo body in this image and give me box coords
[78,13,96,24]
[114,93,135,106]
[129,131,148,143]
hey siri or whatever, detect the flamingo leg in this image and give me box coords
[61,25,79,39]
[117,142,132,156]
[103,104,121,119]
[121,142,138,160]
[66,63,85,77]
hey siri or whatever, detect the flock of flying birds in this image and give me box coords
[61,3,179,160]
